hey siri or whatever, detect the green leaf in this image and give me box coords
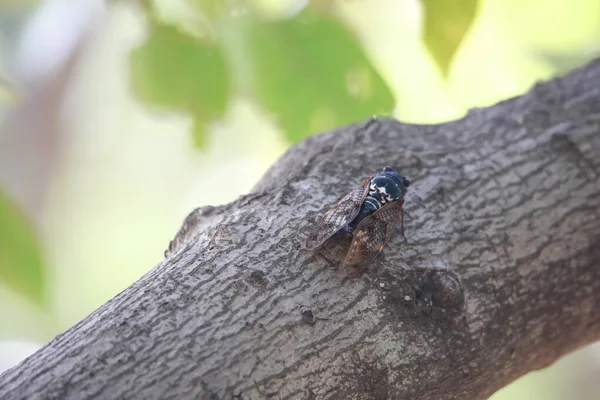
[237,10,395,143]
[130,20,231,149]
[0,189,45,305]
[422,0,479,76]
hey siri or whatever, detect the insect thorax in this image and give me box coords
[349,174,403,230]
[369,175,404,204]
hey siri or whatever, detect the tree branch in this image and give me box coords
[2,60,600,400]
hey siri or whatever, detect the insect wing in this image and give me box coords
[342,200,403,273]
[305,178,371,250]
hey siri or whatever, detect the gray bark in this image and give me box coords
[1,59,600,400]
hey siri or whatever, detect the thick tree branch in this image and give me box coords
[2,60,600,400]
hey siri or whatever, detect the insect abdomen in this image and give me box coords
[347,195,383,232]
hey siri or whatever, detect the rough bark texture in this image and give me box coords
[2,60,600,400]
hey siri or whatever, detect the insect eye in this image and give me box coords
[383,166,394,172]
[403,178,410,187]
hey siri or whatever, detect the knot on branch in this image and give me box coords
[377,263,465,324]
[429,271,463,308]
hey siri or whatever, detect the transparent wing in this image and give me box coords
[342,200,404,274]
[305,178,372,250]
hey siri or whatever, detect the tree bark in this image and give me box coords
[2,59,600,400]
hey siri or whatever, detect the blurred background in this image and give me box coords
[0,0,599,398]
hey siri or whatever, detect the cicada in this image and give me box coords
[305,166,410,275]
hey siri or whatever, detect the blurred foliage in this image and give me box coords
[0,28,19,106]
[422,0,479,75]
[540,48,600,76]
[0,75,16,104]
[0,0,39,10]
[130,21,230,148]
[0,190,45,305]
[131,0,395,147]
[239,10,394,143]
